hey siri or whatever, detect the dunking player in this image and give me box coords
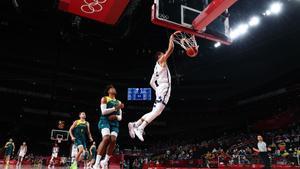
[69,112,93,169]
[93,85,123,169]
[128,33,175,141]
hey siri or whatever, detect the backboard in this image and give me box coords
[51,129,69,143]
[151,0,238,45]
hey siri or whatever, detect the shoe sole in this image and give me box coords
[134,128,144,142]
[128,123,136,139]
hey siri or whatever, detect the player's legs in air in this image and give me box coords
[129,100,166,141]
[100,123,119,169]
[129,80,171,141]
[87,142,97,168]
[70,139,86,169]
[93,122,111,169]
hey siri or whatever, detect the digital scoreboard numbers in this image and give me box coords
[128,88,152,101]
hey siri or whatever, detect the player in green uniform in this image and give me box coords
[87,141,97,168]
[4,138,15,166]
[69,112,93,169]
[83,148,89,168]
[93,85,124,169]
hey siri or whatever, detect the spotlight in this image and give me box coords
[270,2,283,15]
[229,24,249,40]
[264,10,272,16]
[236,24,249,35]
[229,30,239,40]
[248,16,260,27]
[214,42,221,48]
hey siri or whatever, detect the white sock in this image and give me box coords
[103,154,111,163]
[95,155,102,165]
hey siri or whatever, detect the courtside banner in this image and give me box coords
[58,0,129,25]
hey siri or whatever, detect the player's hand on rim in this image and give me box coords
[172,31,181,37]
[170,32,176,41]
[173,30,181,35]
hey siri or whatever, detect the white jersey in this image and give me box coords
[150,62,171,89]
[19,145,27,157]
[150,62,171,105]
[53,147,59,153]
[52,146,59,158]
[258,141,267,152]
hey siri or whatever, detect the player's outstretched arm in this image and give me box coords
[69,121,77,141]
[158,34,175,66]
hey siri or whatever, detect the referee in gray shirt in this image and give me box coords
[253,135,271,169]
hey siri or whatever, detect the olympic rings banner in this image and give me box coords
[58,0,129,25]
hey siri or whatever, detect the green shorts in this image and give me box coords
[75,137,87,148]
[5,149,13,156]
[98,118,119,136]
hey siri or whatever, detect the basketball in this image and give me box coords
[186,46,198,57]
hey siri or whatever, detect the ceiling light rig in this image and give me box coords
[216,1,285,48]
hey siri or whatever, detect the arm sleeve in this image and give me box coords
[101,104,116,115]
[116,109,122,121]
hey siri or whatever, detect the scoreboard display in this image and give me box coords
[128,88,152,101]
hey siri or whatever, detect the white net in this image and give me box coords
[57,134,63,143]
[172,31,198,51]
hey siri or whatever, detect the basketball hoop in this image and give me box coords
[172,31,199,57]
[50,129,69,144]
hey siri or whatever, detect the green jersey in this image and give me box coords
[100,96,121,119]
[73,119,88,139]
